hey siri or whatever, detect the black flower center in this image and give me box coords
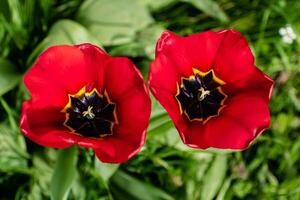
[63,89,117,138]
[176,70,227,122]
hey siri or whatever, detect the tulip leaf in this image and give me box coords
[50,146,78,200]
[76,0,153,46]
[0,123,28,171]
[0,0,10,20]
[46,19,101,47]
[27,152,56,199]
[137,25,165,59]
[138,0,177,11]
[0,58,21,96]
[95,158,119,182]
[110,170,174,200]
[26,19,101,66]
[216,178,232,200]
[201,154,228,200]
[181,0,229,22]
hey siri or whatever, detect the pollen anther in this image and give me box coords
[198,88,210,101]
[82,106,95,119]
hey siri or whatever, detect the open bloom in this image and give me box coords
[149,30,274,149]
[20,44,151,163]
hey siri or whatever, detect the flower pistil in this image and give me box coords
[176,69,227,122]
[63,87,117,138]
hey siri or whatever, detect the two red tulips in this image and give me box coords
[20,29,274,163]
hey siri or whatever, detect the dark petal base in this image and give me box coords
[176,70,226,121]
[64,89,117,138]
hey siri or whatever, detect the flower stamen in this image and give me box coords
[198,87,210,101]
[62,88,117,138]
[176,69,227,122]
[82,106,95,119]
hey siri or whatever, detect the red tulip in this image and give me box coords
[149,30,274,149]
[20,44,151,163]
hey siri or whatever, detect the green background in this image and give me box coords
[0,0,300,199]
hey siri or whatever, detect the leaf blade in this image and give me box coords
[50,146,78,200]
[181,0,229,22]
[0,58,21,96]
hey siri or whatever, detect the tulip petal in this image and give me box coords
[76,43,109,93]
[149,87,188,142]
[185,92,270,149]
[95,133,145,163]
[213,30,256,84]
[24,44,110,108]
[104,57,144,101]
[115,86,151,135]
[150,30,226,94]
[20,100,74,148]
[222,68,274,103]
[97,57,151,162]
[24,45,86,108]
[20,100,117,149]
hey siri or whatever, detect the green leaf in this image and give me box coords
[181,0,229,22]
[201,154,228,200]
[110,170,174,200]
[95,158,119,182]
[27,19,101,66]
[137,25,165,59]
[0,123,28,172]
[278,178,300,195]
[108,25,164,59]
[46,19,101,47]
[0,58,21,96]
[27,152,56,199]
[0,0,10,20]
[109,43,146,57]
[138,0,177,11]
[50,146,78,200]
[216,178,231,200]
[76,0,153,46]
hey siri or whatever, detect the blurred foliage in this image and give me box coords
[0,0,300,199]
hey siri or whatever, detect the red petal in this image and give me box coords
[94,57,151,163]
[213,30,256,84]
[95,132,145,163]
[222,68,274,103]
[104,57,144,102]
[24,65,68,108]
[76,43,110,93]
[151,30,226,93]
[149,87,188,142]
[185,92,270,149]
[148,54,181,94]
[20,100,110,149]
[24,44,110,108]
[115,85,151,135]
[24,45,87,108]
[20,100,74,148]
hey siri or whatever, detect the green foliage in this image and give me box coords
[27,19,101,66]
[181,0,229,22]
[0,0,300,199]
[110,170,174,200]
[76,0,153,46]
[200,155,228,200]
[0,58,21,96]
[51,146,78,200]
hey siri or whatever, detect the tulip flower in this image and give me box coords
[20,44,151,163]
[149,30,274,149]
